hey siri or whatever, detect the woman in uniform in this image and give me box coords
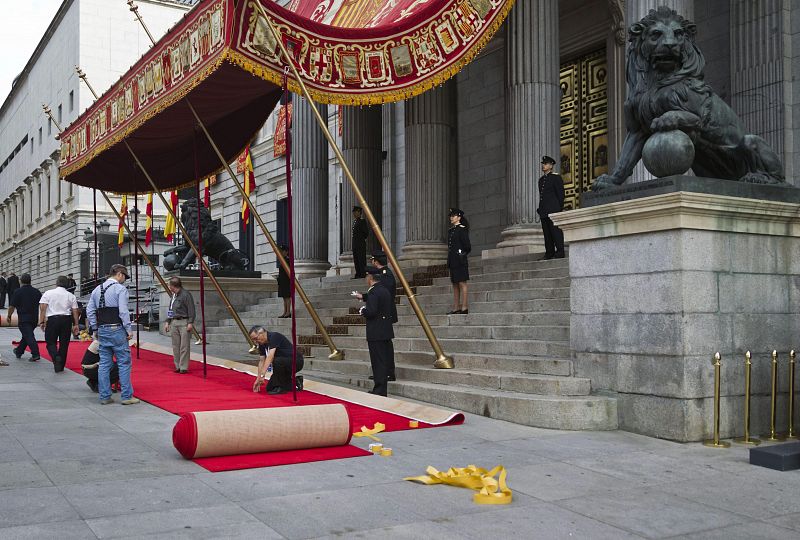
[447,208,471,315]
[276,245,291,318]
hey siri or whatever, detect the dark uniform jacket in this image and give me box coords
[537,173,565,217]
[447,225,471,268]
[362,284,394,341]
[7,275,20,297]
[10,285,42,324]
[352,218,369,245]
[363,267,398,323]
[0,276,6,294]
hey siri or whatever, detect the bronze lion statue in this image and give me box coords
[593,7,785,190]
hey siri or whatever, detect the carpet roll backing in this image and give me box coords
[172,403,353,459]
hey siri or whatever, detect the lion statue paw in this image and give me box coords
[592,174,622,192]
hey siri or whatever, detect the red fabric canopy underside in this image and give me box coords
[66,63,280,193]
[33,341,462,471]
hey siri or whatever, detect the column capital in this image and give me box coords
[16,185,26,195]
[23,176,34,187]
[40,158,53,170]
[49,149,61,162]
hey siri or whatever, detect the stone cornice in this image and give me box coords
[23,177,34,187]
[40,158,53,170]
[552,192,800,241]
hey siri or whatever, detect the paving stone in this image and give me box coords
[0,460,53,490]
[0,486,80,528]
[37,451,200,486]
[563,450,719,487]
[769,512,800,534]
[0,519,97,540]
[672,521,800,540]
[310,520,470,540]
[435,502,645,539]
[558,488,745,538]
[85,503,267,539]
[60,475,227,520]
[510,461,638,501]
[112,521,284,540]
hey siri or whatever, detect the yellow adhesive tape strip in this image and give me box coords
[409,420,419,428]
[405,465,512,505]
[369,443,383,453]
[381,448,393,456]
[352,422,386,442]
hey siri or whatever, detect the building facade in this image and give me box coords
[201,0,800,283]
[0,0,194,289]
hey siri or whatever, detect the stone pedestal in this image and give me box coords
[158,276,276,335]
[552,185,800,442]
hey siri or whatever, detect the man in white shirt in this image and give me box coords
[39,275,80,373]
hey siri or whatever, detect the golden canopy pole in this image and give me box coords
[186,103,343,360]
[256,4,454,369]
[42,106,204,346]
[75,68,257,353]
[127,0,343,361]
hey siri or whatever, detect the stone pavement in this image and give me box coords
[0,327,799,540]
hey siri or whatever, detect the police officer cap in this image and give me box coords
[541,155,556,165]
[366,265,382,276]
[370,249,387,263]
[352,205,362,212]
[448,207,464,217]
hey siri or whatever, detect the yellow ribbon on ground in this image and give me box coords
[352,422,386,442]
[405,465,512,505]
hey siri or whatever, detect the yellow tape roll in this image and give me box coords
[369,443,383,453]
[405,465,512,505]
[409,420,419,428]
[380,448,393,456]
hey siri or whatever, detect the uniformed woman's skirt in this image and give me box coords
[277,269,291,298]
[448,254,469,284]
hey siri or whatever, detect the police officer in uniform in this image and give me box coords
[351,206,369,278]
[86,264,139,405]
[360,250,398,381]
[359,268,394,396]
[447,208,471,314]
[536,155,565,259]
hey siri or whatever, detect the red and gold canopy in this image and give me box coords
[59,0,515,192]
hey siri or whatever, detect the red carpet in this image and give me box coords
[30,341,462,471]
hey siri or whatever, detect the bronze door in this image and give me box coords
[559,49,608,210]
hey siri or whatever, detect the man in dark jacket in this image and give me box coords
[8,274,42,361]
[536,155,566,259]
[7,272,20,300]
[369,250,397,381]
[0,272,7,308]
[359,268,394,396]
[351,206,369,279]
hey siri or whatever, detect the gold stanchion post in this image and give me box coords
[762,350,785,441]
[704,352,730,448]
[733,351,760,445]
[787,350,797,440]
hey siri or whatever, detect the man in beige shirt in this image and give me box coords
[164,277,196,373]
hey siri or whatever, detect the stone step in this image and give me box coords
[405,288,570,306]
[307,358,590,396]
[304,371,616,431]
[343,324,569,341]
[430,267,570,285]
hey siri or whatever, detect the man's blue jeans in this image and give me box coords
[98,326,133,401]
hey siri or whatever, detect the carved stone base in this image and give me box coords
[398,242,447,267]
[292,260,331,279]
[483,224,545,259]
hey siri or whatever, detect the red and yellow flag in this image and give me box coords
[144,193,153,247]
[117,195,128,246]
[164,190,178,242]
[237,147,256,230]
[204,178,211,208]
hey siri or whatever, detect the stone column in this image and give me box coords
[495,0,560,254]
[626,1,694,183]
[400,82,457,265]
[730,0,785,175]
[339,106,382,267]
[290,99,331,278]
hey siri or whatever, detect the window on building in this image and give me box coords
[30,138,33,154]
[47,118,52,136]
[28,258,32,273]
[56,247,60,270]
[38,127,42,145]
[57,104,62,124]
[36,255,40,275]
[45,252,49,274]
[57,175,62,204]
[69,91,74,112]
[45,172,51,211]
[37,182,41,218]
[67,242,72,268]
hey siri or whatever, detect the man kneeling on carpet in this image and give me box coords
[249,325,303,395]
[81,339,120,393]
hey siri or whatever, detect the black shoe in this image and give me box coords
[456,309,469,315]
[447,310,460,315]
[86,380,98,392]
[267,387,286,395]
[539,254,554,261]
[14,352,22,359]
[554,253,566,259]
[174,369,180,373]
[368,375,374,380]
[295,375,304,391]
[388,375,396,382]
[179,370,188,374]
[29,356,40,362]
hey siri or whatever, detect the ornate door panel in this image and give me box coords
[559,49,608,210]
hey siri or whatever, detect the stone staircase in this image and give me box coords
[206,254,618,431]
